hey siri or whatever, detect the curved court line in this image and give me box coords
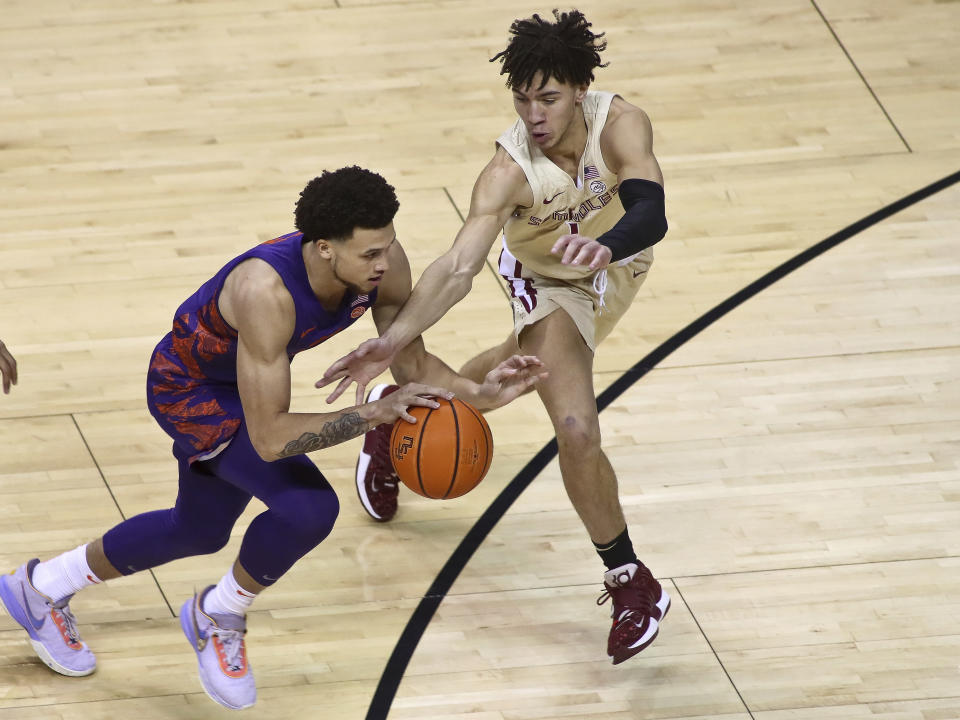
[365,168,960,720]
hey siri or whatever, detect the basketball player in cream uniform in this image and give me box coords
[321,10,671,665]
[496,89,654,352]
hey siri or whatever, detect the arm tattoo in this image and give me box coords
[276,412,371,458]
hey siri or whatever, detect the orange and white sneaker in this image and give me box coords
[180,586,256,710]
[0,559,96,677]
[597,562,671,664]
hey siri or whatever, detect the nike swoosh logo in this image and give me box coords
[190,595,208,651]
[543,192,564,205]
[22,588,47,631]
[632,270,644,278]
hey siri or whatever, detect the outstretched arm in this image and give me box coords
[0,339,17,395]
[319,148,531,403]
[347,240,546,411]
[395,347,546,412]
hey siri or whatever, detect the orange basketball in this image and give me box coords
[389,397,493,499]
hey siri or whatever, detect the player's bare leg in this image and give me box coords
[516,309,623,540]
[517,308,669,663]
[86,538,123,581]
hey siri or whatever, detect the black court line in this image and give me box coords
[70,415,178,618]
[673,584,756,719]
[366,168,960,720]
[810,0,912,153]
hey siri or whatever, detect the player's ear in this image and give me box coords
[316,238,333,259]
[575,84,588,104]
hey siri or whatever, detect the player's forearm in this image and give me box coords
[394,351,492,409]
[250,405,382,461]
[381,254,474,351]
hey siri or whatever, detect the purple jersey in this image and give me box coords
[146,231,376,462]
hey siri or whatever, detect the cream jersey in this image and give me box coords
[496,90,628,281]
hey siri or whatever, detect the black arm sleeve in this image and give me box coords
[596,178,668,262]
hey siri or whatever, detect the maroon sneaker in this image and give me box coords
[597,562,671,664]
[356,384,401,522]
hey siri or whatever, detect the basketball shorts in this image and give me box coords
[499,246,654,351]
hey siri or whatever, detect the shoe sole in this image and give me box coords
[180,598,255,710]
[655,587,672,621]
[0,574,95,677]
[355,451,392,522]
[609,587,672,665]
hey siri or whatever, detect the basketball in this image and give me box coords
[389,397,493,499]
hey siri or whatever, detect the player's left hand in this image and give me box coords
[316,336,397,405]
[474,355,548,410]
[551,233,612,271]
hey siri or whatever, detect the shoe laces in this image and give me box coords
[597,569,656,623]
[51,601,82,644]
[214,627,247,672]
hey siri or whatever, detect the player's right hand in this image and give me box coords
[551,233,612,271]
[317,337,396,405]
[0,339,17,395]
[368,383,454,425]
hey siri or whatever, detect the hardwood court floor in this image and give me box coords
[1,1,959,718]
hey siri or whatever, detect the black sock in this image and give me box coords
[594,526,639,571]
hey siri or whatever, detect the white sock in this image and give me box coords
[31,544,102,603]
[202,569,258,618]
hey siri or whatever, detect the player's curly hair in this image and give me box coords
[295,166,399,242]
[490,9,608,90]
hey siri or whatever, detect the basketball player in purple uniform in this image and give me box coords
[321,12,670,665]
[0,167,544,709]
[0,338,16,394]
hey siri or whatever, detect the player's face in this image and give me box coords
[325,224,395,294]
[512,74,588,150]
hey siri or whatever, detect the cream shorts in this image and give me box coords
[499,247,654,352]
